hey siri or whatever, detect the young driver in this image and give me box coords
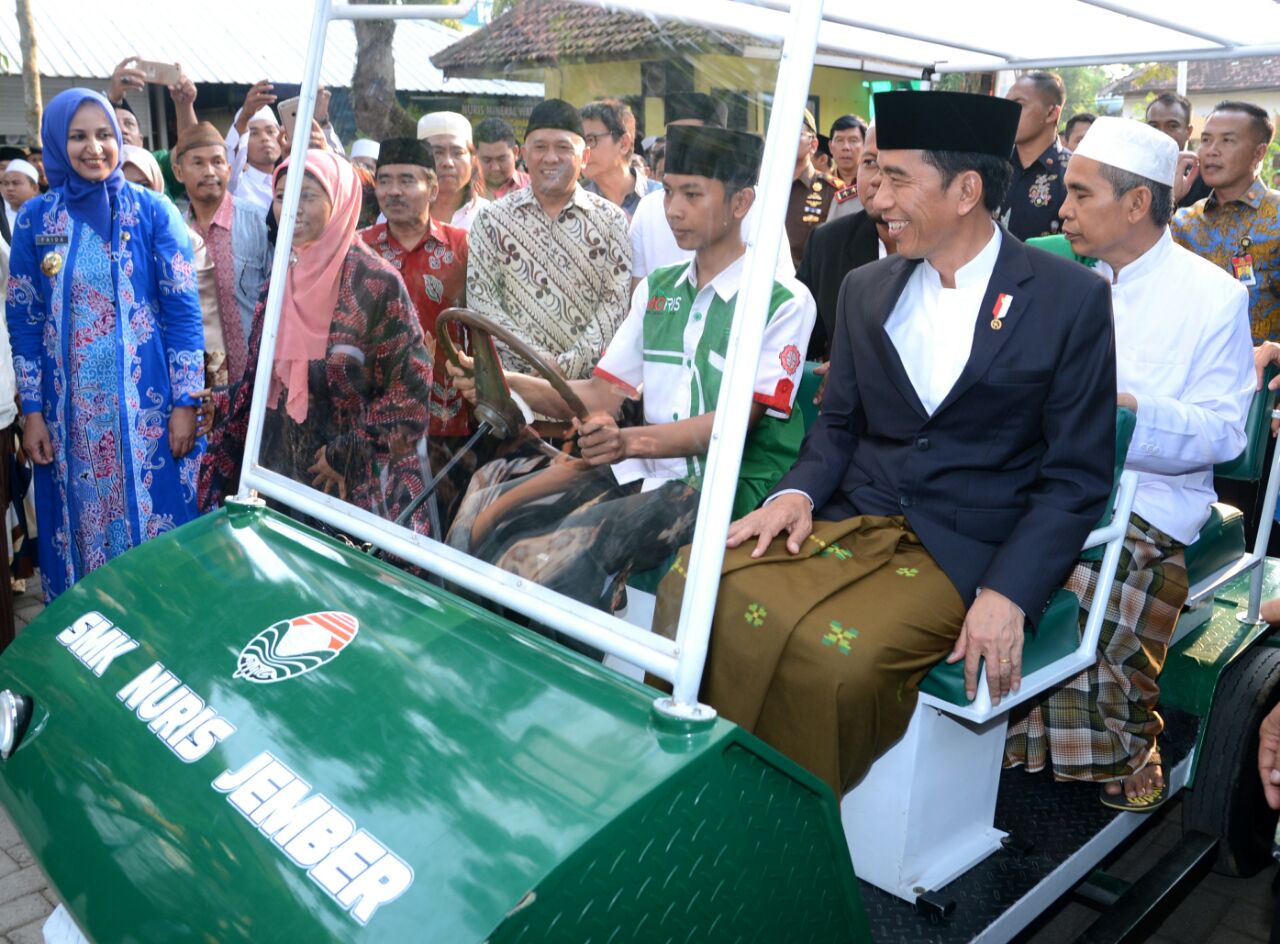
[446,125,816,614]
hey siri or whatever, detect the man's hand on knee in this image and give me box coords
[946,589,1024,704]
[726,493,813,558]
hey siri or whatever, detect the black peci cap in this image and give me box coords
[665,125,763,186]
[525,99,584,140]
[377,137,435,172]
[874,91,1020,158]
[664,92,727,128]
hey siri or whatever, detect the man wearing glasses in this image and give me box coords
[580,100,659,222]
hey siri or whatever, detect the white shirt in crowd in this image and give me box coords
[628,188,794,281]
[1097,228,1254,545]
[225,111,346,215]
[886,223,1002,415]
[447,192,491,232]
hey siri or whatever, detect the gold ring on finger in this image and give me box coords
[999,658,1011,664]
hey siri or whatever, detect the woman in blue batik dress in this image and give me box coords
[5,88,204,602]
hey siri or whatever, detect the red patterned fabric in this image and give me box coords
[200,242,435,537]
[360,219,471,436]
[192,193,249,382]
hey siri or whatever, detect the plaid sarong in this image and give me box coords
[1004,513,1188,782]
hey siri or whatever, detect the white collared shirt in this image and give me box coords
[629,188,795,281]
[447,192,491,232]
[227,135,274,215]
[885,224,1002,415]
[1098,228,1254,544]
[597,254,815,491]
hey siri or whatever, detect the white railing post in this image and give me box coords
[661,0,826,717]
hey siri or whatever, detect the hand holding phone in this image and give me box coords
[278,97,301,142]
[131,59,182,87]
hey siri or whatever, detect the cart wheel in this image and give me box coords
[1183,643,1280,876]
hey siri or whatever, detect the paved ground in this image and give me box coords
[1022,798,1278,943]
[0,581,62,943]
[0,581,1274,943]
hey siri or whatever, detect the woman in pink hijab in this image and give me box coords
[200,150,436,534]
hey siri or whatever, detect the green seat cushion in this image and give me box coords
[629,364,827,597]
[1080,407,1138,563]
[1026,233,1097,268]
[1185,502,1246,587]
[797,360,823,432]
[1215,365,1277,482]
[920,588,1081,706]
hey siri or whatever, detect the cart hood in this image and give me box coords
[0,502,736,942]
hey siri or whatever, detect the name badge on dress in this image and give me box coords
[35,234,68,246]
[1232,254,1257,287]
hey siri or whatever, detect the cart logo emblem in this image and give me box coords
[234,611,359,684]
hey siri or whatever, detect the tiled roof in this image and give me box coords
[1105,57,1280,96]
[432,0,751,76]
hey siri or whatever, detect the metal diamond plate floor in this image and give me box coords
[859,707,1200,943]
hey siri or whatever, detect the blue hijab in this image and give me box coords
[41,88,125,241]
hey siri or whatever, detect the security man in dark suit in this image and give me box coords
[656,91,1117,796]
[797,125,894,359]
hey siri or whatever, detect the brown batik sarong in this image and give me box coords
[1004,513,1188,782]
[653,515,967,796]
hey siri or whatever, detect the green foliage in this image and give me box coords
[1056,66,1110,122]
[935,66,1116,128]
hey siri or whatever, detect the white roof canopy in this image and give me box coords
[594,0,1280,74]
[0,0,542,97]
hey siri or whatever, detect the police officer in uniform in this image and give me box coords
[785,109,841,269]
[1000,71,1071,240]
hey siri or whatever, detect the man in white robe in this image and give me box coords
[1005,116,1254,810]
[226,102,281,215]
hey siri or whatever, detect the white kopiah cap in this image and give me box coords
[416,111,472,144]
[248,105,279,127]
[4,159,37,183]
[350,138,380,161]
[1072,115,1178,188]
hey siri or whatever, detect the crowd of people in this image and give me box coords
[4,55,1280,821]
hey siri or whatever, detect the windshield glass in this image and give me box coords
[205,0,909,679]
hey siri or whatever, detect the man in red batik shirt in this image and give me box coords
[360,137,473,526]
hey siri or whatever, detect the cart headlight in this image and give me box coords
[0,691,31,761]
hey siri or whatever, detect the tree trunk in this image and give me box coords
[15,0,41,145]
[351,0,417,140]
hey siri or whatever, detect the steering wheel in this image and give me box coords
[392,307,592,531]
[436,307,591,445]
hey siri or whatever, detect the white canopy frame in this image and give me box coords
[237,0,1280,724]
[236,0,823,720]
[593,0,1280,75]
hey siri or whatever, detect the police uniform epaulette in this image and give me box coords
[834,185,858,204]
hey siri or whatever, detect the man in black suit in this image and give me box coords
[797,125,894,360]
[656,91,1117,797]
